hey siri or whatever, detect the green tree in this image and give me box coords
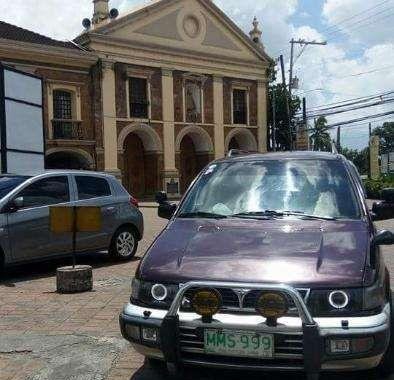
[372,122,394,154]
[341,146,370,175]
[268,74,301,151]
[309,116,332,151]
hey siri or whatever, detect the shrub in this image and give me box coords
[363,174,394,199]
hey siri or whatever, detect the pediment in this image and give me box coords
[93,0,270,64]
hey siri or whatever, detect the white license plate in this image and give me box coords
[204,329,274,358]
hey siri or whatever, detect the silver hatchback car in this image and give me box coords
[0,170,143,269]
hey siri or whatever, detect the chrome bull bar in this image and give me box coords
[166,281,315,325]
[160,281,322,378]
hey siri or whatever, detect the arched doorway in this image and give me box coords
[176,126,213,193]
[225,128,258,153]
[45,149,93,170]
[121,125,162,199]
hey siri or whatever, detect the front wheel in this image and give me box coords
[109,226,138,260]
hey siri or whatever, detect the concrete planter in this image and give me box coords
[56,265,93,293]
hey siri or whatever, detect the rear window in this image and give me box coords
[76,176,111,200]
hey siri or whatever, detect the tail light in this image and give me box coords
[130,196,139,208]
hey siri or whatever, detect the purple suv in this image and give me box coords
[120,151,394,380]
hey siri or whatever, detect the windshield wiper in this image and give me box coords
[231,210,282,219]
[178,211,228,219]
[232,210,336,221]
[280,210,337,221]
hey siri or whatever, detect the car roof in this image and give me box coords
[217,151,345,163]
[0,170,113,178]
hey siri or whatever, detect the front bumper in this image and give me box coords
[119,281,390,374]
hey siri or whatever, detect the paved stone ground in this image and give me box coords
[0,207,393,380]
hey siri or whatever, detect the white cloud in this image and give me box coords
[322,0,394,46]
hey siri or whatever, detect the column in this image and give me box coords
[161,68,179,197]
[101,60,120,177]
[213,75,225,159]
[257,79,268,153]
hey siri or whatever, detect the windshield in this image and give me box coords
[0,176,29,199]
[179,159,360,220]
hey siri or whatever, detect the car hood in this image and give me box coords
[139,218,369,288]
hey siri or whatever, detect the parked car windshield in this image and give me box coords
[179,159,360,220]
[0,176,30,199]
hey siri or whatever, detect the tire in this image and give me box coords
[379,291,394,377]
[145,358,167,373]
[109,226,138,260]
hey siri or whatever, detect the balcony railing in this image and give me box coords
[52,119,83,140]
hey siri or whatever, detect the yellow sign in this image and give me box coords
[50,206,102,233]
[76,207,102,232]
[50,207,73,233]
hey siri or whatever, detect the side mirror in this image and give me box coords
[373,230,394,246]
[14,197,24,208]
[155,191,168,204]
[372,200,394,221]
[158,203,177,220]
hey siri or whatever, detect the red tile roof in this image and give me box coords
[0,20,80,50]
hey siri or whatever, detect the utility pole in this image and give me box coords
[279,54,292,150]
[336,126,341,152]
[288,39,327,150]
[272,89,277,151]
[288,39,327,96]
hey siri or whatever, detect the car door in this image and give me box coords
[7,175,72,262]
[71,175,115,251]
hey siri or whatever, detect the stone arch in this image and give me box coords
[118,123,162,152]
[176,125,214,193]
[225,128,258,152]
[45,147,94,170]
[119,123,163,198]
[175,125,213,153]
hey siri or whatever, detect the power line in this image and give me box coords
[296,90,394,114]
[305,97,394,119]
[319,0,392,35]
[308,110,394,131]
[300,90,394,110]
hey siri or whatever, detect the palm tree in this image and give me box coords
[310,116,332,151]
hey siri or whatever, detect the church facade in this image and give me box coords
[0,0,272,198]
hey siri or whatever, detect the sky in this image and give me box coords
[1,0,393,150]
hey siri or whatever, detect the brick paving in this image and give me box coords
[0,207,393,380]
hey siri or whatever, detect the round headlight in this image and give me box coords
[151,284,168,301]
[191,288,222,317]
[256,292,288,319]
[328,290,349,309]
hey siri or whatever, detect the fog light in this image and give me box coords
[191,288,222,319]
[142,327,158,342]
[329,339,350,353]
[125,324,140,340]
[352,337,374,353]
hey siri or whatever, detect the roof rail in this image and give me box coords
[227,149,256,158]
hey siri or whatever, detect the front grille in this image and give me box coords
[182,287,309,315]
[179,326,304,359]
[179,326,303,368]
